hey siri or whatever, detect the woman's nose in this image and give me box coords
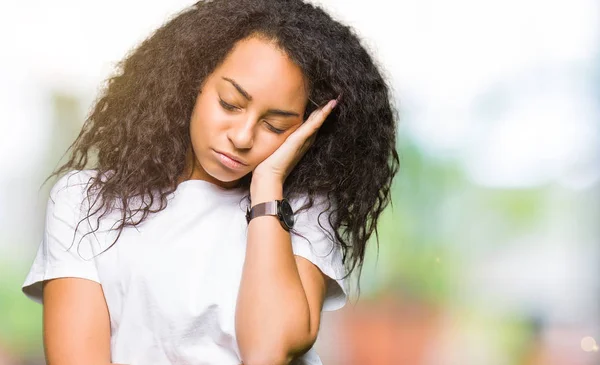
[227,116,255,150]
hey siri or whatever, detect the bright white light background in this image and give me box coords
[1,0,597,185]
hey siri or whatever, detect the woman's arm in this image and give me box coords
[236,100,337,365]
[43,277,127,365]
[235,181,328,365]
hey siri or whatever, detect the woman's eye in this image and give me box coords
[265,122,285,135]
[219,98,239,111]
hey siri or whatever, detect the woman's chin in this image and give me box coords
[203,164,248,188]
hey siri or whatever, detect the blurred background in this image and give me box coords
[0,0,598,364]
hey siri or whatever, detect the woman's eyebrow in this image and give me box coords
[265,108,300,118]
[222,77,252,101]
[221,76,300,118]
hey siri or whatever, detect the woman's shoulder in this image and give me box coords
[287,192,338,235]
[50,169,95,195]
[48,169,105,207]
[288,192,333,212]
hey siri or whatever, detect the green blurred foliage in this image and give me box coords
[0,262,43,356]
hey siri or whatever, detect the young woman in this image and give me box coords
[22,0,399,364]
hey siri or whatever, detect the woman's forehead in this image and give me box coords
[213,37,308,107]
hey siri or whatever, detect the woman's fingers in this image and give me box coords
[293,98,337,143]
[308,99,337,128]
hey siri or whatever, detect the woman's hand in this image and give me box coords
[251,98,338,186]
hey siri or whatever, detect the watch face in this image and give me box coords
[279,199,295,229]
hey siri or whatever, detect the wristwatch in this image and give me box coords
[245,199,295,231]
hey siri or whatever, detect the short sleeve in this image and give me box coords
[289,195,348,312]
[22,170,101,304]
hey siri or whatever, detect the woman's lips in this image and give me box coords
[214,150,247,170]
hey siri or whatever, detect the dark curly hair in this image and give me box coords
[47,0,400,294]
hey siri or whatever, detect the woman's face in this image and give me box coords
[184,36,308,189]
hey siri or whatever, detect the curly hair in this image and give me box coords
[48,0,400,293]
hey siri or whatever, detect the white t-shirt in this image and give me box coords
[22,169,347,365]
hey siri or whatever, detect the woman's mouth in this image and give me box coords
[214,150,247,170]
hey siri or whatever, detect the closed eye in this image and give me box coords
[219,97,286,134]
[219,98,240,111]
[264,122,286,134]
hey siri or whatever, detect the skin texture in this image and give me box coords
[182,36,309,188]
[42,278,113,365]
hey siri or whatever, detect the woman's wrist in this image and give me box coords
[250,176,283,206]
